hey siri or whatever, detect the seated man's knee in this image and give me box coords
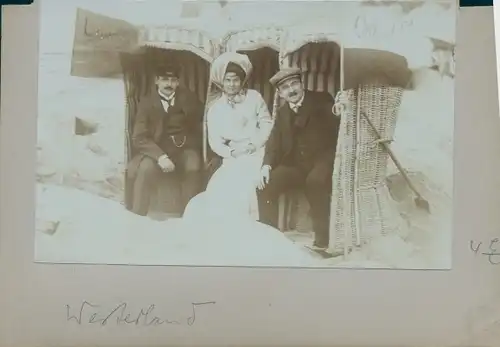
[306,170,330,190]
[137,157,161,178]
[262,166,301,198]
[183,149,202,172]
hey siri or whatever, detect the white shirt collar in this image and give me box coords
[159,90,175,102]
[158,91,175,112]
[222,89,246,107]
[288,93,305,112]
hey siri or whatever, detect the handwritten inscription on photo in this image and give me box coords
[65,301,216,327]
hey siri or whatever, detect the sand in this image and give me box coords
[35,183,320,267]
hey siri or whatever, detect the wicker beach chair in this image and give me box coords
[329,84,407,254]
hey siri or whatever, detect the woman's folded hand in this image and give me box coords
[228,140,256,157]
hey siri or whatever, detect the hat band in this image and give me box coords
[276,74,301,87]
[158,72,179,78]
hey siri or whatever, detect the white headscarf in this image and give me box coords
[210,51,253,90]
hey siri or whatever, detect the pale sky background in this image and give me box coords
[39,0,455,53]
[38,0,363,54]
[38,0,456,72]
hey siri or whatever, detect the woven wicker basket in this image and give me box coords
[329,85,407,254]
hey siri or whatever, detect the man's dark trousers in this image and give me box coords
[258,160,332,247]
[131,148,202,216]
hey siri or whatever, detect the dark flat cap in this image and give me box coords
[269,67,302,87]
[155,63,181,78]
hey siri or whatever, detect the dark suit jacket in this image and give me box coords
[263,90,340,172]
[127,87,204,179]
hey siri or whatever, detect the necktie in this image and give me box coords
[160,95,174,113]
[291,103,301,113]
[160,95,172,105]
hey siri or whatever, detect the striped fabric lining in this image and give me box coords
[139,26,219,62]
[224,26,283,52]
[281,41,341,98]
[239,48,280,112]
[129,47,211,104]
[174,50,211,103]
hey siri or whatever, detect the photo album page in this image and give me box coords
[1,1,499,346]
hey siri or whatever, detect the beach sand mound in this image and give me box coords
[35,183,319,267]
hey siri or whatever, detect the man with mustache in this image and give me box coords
[257,67,341,250]
[126,62,204,217]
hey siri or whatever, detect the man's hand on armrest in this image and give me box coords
[257,165,272,190]
[157,154,176,173]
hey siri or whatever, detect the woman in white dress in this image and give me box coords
[165,52,318,267]
[184,52,273,223]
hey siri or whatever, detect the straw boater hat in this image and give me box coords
[269,67,302,87]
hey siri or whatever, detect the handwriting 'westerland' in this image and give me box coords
[66,301,216,327]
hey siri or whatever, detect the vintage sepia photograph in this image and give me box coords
[35,0,456,269]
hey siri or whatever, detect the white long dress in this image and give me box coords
[184,89,271,223]
[165,89,318,267]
